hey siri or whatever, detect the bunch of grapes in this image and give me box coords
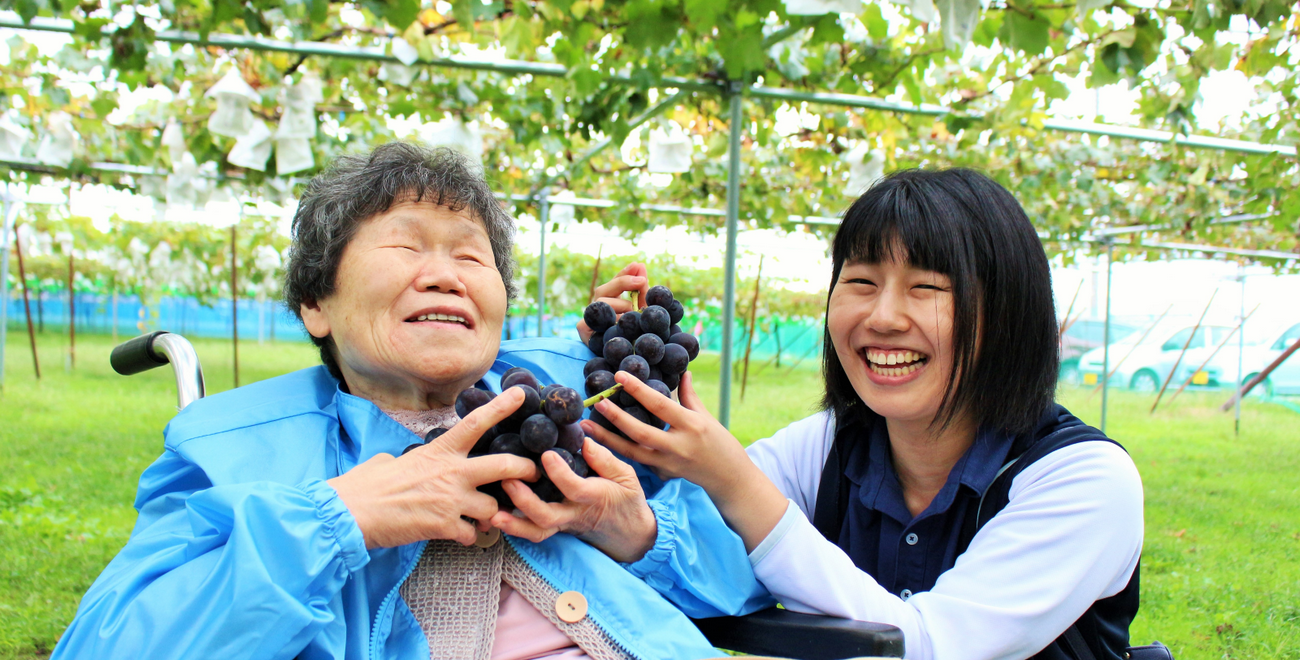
[408,367,593,505]
[581,285,701,435]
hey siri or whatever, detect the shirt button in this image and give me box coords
[474,527,501,548]
[555,591,588,623]
[905,533,919,546]
[900,589,913,600]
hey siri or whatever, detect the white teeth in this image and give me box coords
[887,354,898,365]
[414,313,467,324]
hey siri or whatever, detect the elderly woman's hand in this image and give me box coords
[489,438,657,563]
[577,262,648,343]
[328,388,540,549]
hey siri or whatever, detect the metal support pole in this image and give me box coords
[719,82,744,429]
[1100,240,1114,434]
[537,188,550,338]
[0,190,11,390]
[1235,265,1245,434]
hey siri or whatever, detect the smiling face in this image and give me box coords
[299,200,507,409]
[827,257,962,428]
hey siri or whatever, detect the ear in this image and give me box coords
[300,298,332,340]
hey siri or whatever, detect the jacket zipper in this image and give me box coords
[504,538,642,660]
[368,539,428,659]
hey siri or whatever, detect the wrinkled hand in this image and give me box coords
[328,388,539,549]
[490,438,657,563]
[580,370,789,553]
[577,262,648,343]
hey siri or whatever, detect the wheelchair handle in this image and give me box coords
[111,331,207,411]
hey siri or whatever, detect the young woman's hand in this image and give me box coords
[580,371,789,552]
[328,388,539,549]
[577,262,648,342]
[490,438,657,563]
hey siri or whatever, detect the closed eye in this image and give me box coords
[914,284,947,291]
[846,278,876,286]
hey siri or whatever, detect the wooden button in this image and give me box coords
[555,591,588,623]
[474,527,501,548]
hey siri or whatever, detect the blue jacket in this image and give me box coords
[53,338,771,659]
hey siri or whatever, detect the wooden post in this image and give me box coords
[740,256,763,401]
[1167,304,1259,406]
[68,252,75,370]
[588,245,603,304]
[13,227,39,379]
[1058,280,1083,338]
[231,223,240,388]
[1151,291,1217,413]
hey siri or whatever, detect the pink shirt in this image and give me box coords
[491,584,587,660]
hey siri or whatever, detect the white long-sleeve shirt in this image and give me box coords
[743,412,1144,660]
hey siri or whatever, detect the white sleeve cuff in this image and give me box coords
[748,499,802,566]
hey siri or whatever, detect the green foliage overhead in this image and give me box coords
[0,0,1297,263]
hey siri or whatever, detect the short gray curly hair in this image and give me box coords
[283,142,516,380]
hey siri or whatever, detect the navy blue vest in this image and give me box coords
[812,404,1140,660]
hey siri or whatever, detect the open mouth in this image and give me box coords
[864,349,929,377]
[406,311,472,328]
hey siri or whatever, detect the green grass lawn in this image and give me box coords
[1,330,1297,658]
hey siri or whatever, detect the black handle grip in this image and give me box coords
[693,607,905,659]
[111,331,171,375]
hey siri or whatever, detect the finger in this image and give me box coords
[591,274,648,302]
[541,450,597,503]
[614,371,691,428]
[434,387,525,454]
[596,296,637,314]
[489,508,557,544]
[620,262,650,308]
[463,453,540,487]
[581,436,638,483]
[463,491,500,523]
[451,517,479,546]
[577,319,593,343]
[582,418,660,467]
[678,371,708,414]
[501,479,571,529]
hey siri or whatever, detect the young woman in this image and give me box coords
[580,169,1145,660]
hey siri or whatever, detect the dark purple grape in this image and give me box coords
[546,447,585,477]
[587,333,605,356]
[589,408,619,434]
[634,333,665,365]
[603,324,624,345]
[585,370,617,397]
[623,405,659,429]
[669,323,682,337]
[617,311,643,340]
[640,305,671,340]
[584,301,617,333]
[604,336,634,370]
[660,343,690,376]
[648,365,663,382]
[667,300,685,324]
[570,450,590,478]
[619,355,651,382]
[521,414,559,453]
[479,481,512,509]
[616,389,637,407]
[470,426,497,455]
[669,332,700,361]
[455,388,495,419]
[646,285,674,309]
[662,371,681,392]
[424,427,450,443]
[584,357,609,377]
[530,473,565,503]
[544,386,584,425]
[401,442,424,455]
[506,384,541,426]
[489,432,531,458]
[556,422,584,453]
[501,368,541,392]
[646,379,672,399]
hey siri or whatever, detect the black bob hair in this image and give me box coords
[820,168,1059,436]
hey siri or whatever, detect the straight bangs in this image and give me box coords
[821,168,1059,436]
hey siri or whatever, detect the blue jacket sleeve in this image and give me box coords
[622,474,775,618]
[51,450,370,660]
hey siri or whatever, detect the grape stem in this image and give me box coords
[583,383,624,408]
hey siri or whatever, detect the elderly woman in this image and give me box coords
[52,143,765,660]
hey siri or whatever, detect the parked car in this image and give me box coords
[1059,319,1137,385]
[1182,322,1300,397]
[1077,325,1236,392]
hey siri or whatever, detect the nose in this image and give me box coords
[867,286,910,335]
[415,252,465,296]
